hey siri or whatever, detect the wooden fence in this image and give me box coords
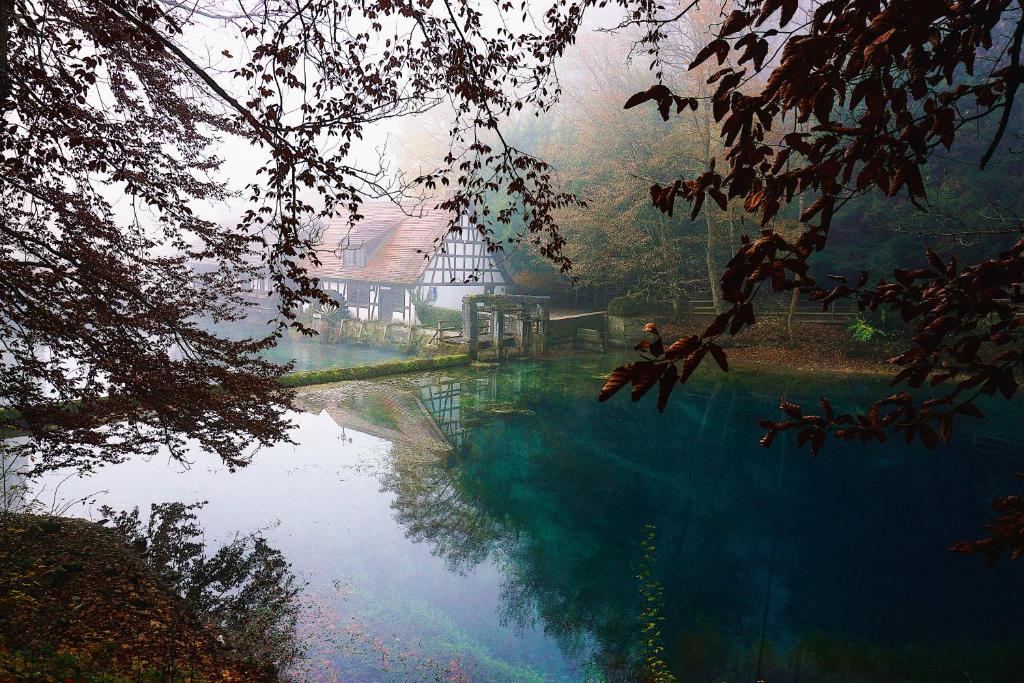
[687,293,855,325]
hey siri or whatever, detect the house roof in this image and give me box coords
[308,202,455,285]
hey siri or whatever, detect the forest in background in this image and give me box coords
[396,18,1024,318]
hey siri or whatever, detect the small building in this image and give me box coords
[298,201,510,323]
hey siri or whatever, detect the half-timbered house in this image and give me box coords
[301,202,509,323]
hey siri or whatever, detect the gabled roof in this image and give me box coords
[309,202,454,284]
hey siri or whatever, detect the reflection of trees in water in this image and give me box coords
[385,451,498,575]
[388,375,771,679]
[102,501,302,679]
[389,363,1024,682]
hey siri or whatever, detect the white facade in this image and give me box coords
[317,211,509,323]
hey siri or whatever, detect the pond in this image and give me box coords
[29,356,1024,682]
[212,319,410,371]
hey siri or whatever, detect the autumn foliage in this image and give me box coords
[586,0,1024,560]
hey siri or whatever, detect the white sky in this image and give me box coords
[155,0,643,232]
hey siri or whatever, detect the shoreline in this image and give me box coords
[723,345,892,377]
[289,345,893,396]
[0,514,250,681]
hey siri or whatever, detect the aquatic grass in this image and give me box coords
[279,353,471,387]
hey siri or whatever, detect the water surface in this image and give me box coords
[33,356,1024,682]
[214,319,410,371]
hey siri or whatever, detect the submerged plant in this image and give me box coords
[637,524,675,683]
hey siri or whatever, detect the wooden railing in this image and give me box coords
[687,297,855,323]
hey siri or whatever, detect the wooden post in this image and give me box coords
[466,300,479,360]
[524,313,532,360]
[494,309,505,363]
[542,304,550,354]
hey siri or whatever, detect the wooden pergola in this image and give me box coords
[462,294,551,361]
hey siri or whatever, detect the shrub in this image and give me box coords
[412,295,463,329]
[278,354,470,387]
[847,308,909,357]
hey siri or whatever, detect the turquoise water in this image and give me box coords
[214,320,409,370]
[262,332,407,371]
[34,356,1024,682]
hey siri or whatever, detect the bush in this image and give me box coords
[847,308,910,357]
[607,292,674,318]
[412,295,463,329]
[278,354,470,387]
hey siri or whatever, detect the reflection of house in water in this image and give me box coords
[417,373,505,454]
[295,372,508,459]
[418,378,466,450]
[294,390,452,454]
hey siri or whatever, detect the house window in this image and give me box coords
[427,286,438,302]
[351,283,370,306]
[343,248,366,267]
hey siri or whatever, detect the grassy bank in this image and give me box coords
[279,353,471,388]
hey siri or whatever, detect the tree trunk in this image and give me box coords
[786,288,799,342]
[703,106,722,314]
[0,0,13,110]
[704,204,722,314]
[786,191,807,341]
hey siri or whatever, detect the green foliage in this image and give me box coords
[847,309,907,352]
[278,354,471,387]
[607,292,674,318]
[849,315,884,343]
[412,294,463,329]
[637,524,675,683]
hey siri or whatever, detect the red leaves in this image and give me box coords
[624,85,699,121]
[630,362,665,401]
[623,84,671,119]
[719,10,752,37]
[656,364,679,413]
[594,0,1024,564]
[702,308,734,338]
[918,423,940,450]
[951,474,1024,565]
[955,402,984,419]
[650,182,679,216]
[665,335,700,360]
[707,342,729,372]
[597,361,665,403]
[730,302,756,334]
[755,0,798,27]
[600,323,729,411]
[798,195,834,224]
[598,365,633,403]
[690,39,730,70]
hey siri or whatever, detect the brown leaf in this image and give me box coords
[665,335,701,360]
[630,361,664,401]
[656,364,679,413]
[690,39,730,70]
[707,342,729,372]
[679,346,708,384]
[598,364,633,402]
